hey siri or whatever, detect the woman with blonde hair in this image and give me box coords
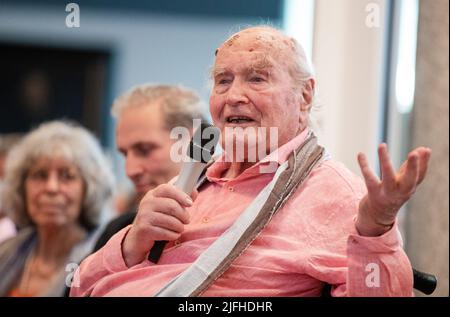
[0,121,114,296]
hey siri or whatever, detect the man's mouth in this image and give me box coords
[225,116,255,124]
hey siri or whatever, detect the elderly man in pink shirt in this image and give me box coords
[70,26,431,297]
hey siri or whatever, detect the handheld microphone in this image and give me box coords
[148,123,220,263]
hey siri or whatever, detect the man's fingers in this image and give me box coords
[151,197,190,225]
[149,226,182,242]
[399,153,419,194]
[378,144,396,189]
[417,148,432,185]
[152,183,194,207]
[191,189,199,201]
[150,212,185,234]
[357,152,380,192]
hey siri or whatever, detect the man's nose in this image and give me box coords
[125,154,144,179]
[226,79,249,106]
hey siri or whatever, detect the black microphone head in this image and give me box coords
[188,123,220,163]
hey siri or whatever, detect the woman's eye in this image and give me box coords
[60,170,76,181]
[30,170,47,180]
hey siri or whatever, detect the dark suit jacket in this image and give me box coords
[92,211,137,252]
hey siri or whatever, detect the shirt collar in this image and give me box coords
[206,128,310,182]
[259,127,310,165]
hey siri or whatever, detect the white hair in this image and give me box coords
[111,84,207,130]
[1,121,115,230]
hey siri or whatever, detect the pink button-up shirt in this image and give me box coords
[71,129,413,297]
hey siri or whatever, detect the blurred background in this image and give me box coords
[0,0,448,296]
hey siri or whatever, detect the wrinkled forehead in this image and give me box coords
[215,29,296,60]
[214,30,298,76]
[212,52,274,77]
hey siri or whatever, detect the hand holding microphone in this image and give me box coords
[121,123,220,267]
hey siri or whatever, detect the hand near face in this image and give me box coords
[355,144,432,236]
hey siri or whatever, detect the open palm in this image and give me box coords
[356,144,431,234]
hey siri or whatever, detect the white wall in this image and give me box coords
[312,0,389,175]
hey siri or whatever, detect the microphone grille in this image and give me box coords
[188,123,220,163]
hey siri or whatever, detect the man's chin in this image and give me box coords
[136,185,155,198]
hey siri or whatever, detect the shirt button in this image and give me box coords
[174,240,181,246]
[202,217,209,223]
[228,186,234,192]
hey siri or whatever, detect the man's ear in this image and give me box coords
[300,78,315,111]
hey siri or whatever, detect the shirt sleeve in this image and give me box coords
[69,225,132,297]
[301,163,414,297]
[304,213,413,297]
[338,220,414,297]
